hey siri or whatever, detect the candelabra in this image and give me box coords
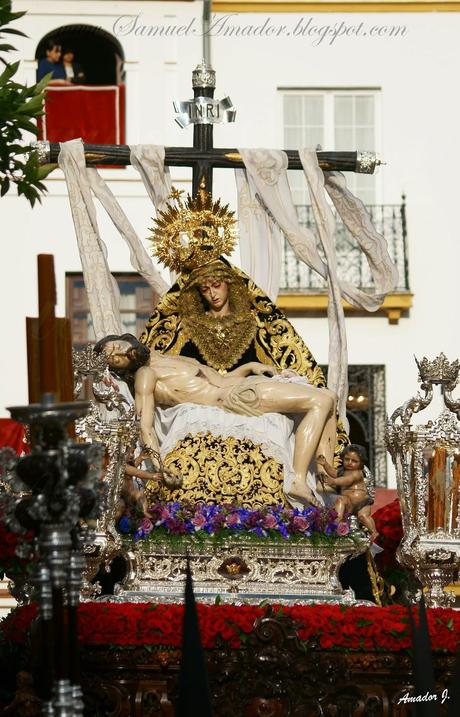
[386,354,460,607]
[1,395,104,716]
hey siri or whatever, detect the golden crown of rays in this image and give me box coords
[148,187,237,274]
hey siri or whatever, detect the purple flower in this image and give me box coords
[118,516,131,533]
[325,522,337,536]
[336,521,350,536]
[165,517,187,534]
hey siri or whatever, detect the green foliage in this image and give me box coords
[0,0,50,206]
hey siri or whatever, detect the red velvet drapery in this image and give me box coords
[38,84,125,145]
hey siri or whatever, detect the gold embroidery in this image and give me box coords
[145,432,287,508]
[179,267,257,372]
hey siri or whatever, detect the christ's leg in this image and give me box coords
[256,381,336,505]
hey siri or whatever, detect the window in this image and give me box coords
[282,89,380,205]
[66,274,156,350]
[347,364,387,485]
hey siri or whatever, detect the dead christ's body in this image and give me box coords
[131,351,337,506]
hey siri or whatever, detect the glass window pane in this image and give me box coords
[288,170,308,205]
[284,95,303,125]
[335,127,353,150]
[303,126,324,149]
[355,127,374,150]
[303,95,323,126]
[355,96,374,125]
[335,95,353,125]
[285,127,302,149]
[354,175,375,204]
[121,313,137,336]
[119,290,136,311]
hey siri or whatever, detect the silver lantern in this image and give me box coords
[386,354,460,607]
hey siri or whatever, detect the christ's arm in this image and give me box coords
[135,366,161,462]
[197,361,276,387]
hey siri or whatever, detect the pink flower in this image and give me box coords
[292,516,309,532]
[336,521,350,536]
[263,514,277,529]
[225,513,241,527]
[140,517,153,534]
[192,514,207,529]
[160,507,171,520]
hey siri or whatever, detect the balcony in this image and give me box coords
[38,84,125,146]
[278,199,412,323]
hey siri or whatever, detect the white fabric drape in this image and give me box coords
[58,140,122,338]
[58,139,170,340]
[130,144,172,212]
[237,147,399,423]
[155,401,323,506]
[235,167,284,301]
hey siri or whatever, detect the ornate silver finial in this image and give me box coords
[415,353,460,389]
[355,151,379,174]
[192,61,216,89]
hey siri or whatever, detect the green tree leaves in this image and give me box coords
[0,0,50,207]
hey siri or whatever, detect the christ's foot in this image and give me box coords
[287,478,322,509]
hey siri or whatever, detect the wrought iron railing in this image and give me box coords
[280,198,409,292]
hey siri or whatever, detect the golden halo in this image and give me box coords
[148,190,237,274]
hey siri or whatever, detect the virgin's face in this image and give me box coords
[198,279,229,312]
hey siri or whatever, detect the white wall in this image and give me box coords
[2,2,459,486]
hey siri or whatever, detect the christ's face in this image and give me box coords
[103,340,133,370]
[198,279,230,314]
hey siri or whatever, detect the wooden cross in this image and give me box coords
[38,63,379,198]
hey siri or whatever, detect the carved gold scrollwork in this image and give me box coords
[145,432,286,508]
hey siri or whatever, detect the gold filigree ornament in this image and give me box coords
[148,188,237,274]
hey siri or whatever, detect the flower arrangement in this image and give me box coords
[2,602,459,654]
[372,499,411,603]
[117,501,352,544]
[374,499,403,570]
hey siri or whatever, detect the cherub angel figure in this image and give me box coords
[317,444,378,541]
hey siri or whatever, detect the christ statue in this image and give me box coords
[95,334,337,507]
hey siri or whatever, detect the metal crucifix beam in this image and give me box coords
[35,63,380,197]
